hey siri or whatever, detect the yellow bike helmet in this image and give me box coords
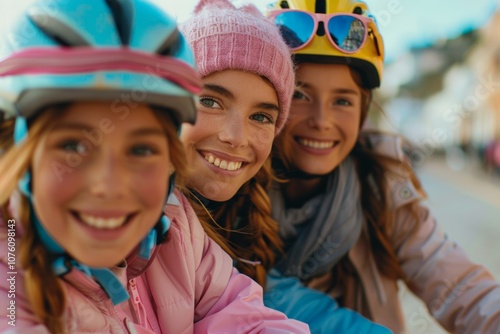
[270,0,384,88]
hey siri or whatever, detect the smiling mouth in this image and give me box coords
[203,153,245,171]
[72,212,134,229]
[296,137,338,149]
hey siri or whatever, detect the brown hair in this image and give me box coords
[347,68,425,286]
[349,136,424,286]
[185,158,283,287]
[0,107,187,333]
[0,118,14,154]
[274,65,425,291]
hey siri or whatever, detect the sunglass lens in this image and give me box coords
[327,15,366,52]
[274,12,315,49]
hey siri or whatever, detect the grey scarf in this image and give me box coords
[269,157,364,280]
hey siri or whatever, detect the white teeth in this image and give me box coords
[204,154,243,171]
[79,213,127,229]
[298,138,335,149]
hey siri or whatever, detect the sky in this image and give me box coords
[0,0,498,62]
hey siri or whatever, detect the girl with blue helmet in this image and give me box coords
[0,1,309,333]
[265,0,500,332]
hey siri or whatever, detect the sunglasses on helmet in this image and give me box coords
[269,9,382,56]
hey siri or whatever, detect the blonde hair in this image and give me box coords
[0,107,187,333]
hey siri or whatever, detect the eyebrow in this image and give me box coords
[296,81,308,89]
[256,102,280,113]
[296,81,359,95]
[333,88,360,95]
[52,122,165,137]
[205,84,279,113]
[129,128,166,137]
[203,84,235,100]
[52,122,94,131]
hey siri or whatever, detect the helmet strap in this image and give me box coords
[14,117,28,143]
[30,202,130,304]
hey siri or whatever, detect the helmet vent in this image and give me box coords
[316,22,326,36]
[315,0,326,14]
[157,28,180,56]
[353,7,363,14]
[29,14,89,46]
[105,0,133,45]
[279,1,290,8]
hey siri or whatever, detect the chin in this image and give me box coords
[194,181,238,203]
[203,190,235,203]
[296,164,335,175]
[300,155,341,173]
[71,252,126,268]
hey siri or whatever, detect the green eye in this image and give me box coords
[62,141,78,152]
[292,90,306,99]
[61,140,89,154]
[130,145,154,156]
[199,97,222,109]
[251,113,274,125]
[336,99,352,106]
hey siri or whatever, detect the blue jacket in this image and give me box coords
[264,270,392,334]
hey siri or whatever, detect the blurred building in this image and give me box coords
[468,9,500,144]
[374,7,500,166]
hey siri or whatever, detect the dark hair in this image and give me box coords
[186,158,283,287]
[0,119,15,155]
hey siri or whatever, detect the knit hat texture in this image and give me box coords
[181,0,294,134]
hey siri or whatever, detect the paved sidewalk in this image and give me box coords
[399,155,500,334]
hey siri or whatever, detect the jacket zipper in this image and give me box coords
[129,278,148,328]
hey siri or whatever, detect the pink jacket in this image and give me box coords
[308,134,500,333]
[0,189,309,333]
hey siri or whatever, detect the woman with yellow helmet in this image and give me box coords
[265,0,500,332]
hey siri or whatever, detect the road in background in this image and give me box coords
[401,155,500,333]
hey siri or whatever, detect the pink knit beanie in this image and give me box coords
[181,0,294,134]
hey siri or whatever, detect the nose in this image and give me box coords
[308,101,333,131]
[87,151,127,199]
[217,111,249,148]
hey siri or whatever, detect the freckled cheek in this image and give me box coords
[181,113,218,143]
[132,164,170,208]
[32,156,83,207]
[252,128,274,161]
[288,106,309,122]
[336,115,359,137]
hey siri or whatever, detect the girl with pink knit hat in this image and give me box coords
[179,0,295,286]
